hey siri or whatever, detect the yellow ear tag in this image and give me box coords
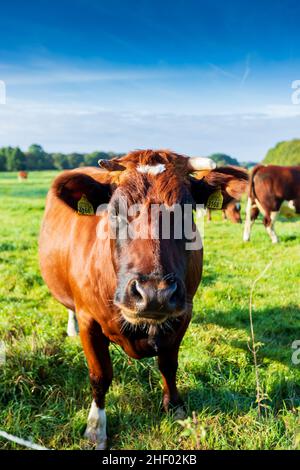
[206,189,223,209]
[77,194,94,215]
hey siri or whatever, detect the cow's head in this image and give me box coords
[225,200,242,223]
[54,150,248,325]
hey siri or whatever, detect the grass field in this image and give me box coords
[0,170,300,450]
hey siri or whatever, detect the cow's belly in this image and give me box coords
[39,203,98,311]
[39,237,75,310]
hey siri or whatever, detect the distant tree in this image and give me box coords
[52,153,70,170]
[2,146,14,160]
[0,152,6,171]
[263,139,300,165]
[26,143,54,170]
[41,153,55,170]
[209,153,240,167]
[0,145,124,171]
[84,151,111,167]
[28,143,44,155]
[67,153,84,168]
[6,147,27,171]
[240,161,258,169]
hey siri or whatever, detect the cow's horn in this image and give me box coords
[188,157,216,171]
[98,159,126,171]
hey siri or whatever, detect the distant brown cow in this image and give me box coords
[207,199,242,223]
[18,171,28,181]
[39,150,247,449]
[243,164,300,243]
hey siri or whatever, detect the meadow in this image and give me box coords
[0,170,299,450]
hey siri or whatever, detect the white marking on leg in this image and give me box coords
[67,309,79,337]
[288,200,296,211]
[243,197,252,241]
[266,211,279,243]
[255,198,266,216]
[84,400,107,450]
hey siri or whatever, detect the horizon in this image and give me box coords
[0,141,267,164]
[1,0,300,162]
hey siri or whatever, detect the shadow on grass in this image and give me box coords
[2,299,300,446]
[193,304,300,367]
[279,234,298,242]
[1,329,299,449]
[201,272,218,287]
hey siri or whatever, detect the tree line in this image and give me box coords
[0,144,123,171]
[1,139,297,172]
[262,139,300,165]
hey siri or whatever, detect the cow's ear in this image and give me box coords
[53,172,112,212]
[190,166,248,208]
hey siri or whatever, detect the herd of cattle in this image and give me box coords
[208,163,300,243]
[36,150,299,449]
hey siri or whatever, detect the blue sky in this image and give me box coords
[0,0,300,161]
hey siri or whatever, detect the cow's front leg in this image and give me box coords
[158,347,186,420]
[78,314,113,450]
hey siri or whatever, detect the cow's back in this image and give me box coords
[252,165,300,201]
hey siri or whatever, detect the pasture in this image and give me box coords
[0,170,299,450]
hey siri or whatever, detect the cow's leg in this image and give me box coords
[67,309,79,337]
[207,209,212,222]
[78,316,113,450]
[293,198,300,214]
[243,197,255,241]
[264,211,279,243]
[158,347,185,419]
[222,210,227,221]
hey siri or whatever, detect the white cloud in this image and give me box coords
[263,105,300,119]
[1,58,300,161]
[1,97,300,161]
[0,61,203,86]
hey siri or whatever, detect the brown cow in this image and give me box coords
[18,170,28,181]
[207,199,242,223]
[243,164,300,243]
[39,150,247,449]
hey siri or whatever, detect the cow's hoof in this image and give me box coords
[84,427,108,450]
[84,401,107,450]
[96,440,108,450]
[172,406,187,421]
[163,399,187,421]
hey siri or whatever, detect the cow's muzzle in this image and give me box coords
[115,275,186,324]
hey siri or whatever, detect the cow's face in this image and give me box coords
[108,153,197,325]
[54,150,248,326]
[225,201,242,223]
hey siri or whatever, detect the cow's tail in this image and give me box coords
[248,164,263,201]
[243,164,263,242]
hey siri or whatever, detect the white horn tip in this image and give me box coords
[189,157,217,171]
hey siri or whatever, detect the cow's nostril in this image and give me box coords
[168,282,179,304]
[130,280,144,301]
[125,277,184,316]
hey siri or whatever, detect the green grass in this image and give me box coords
[0,170,299,450]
